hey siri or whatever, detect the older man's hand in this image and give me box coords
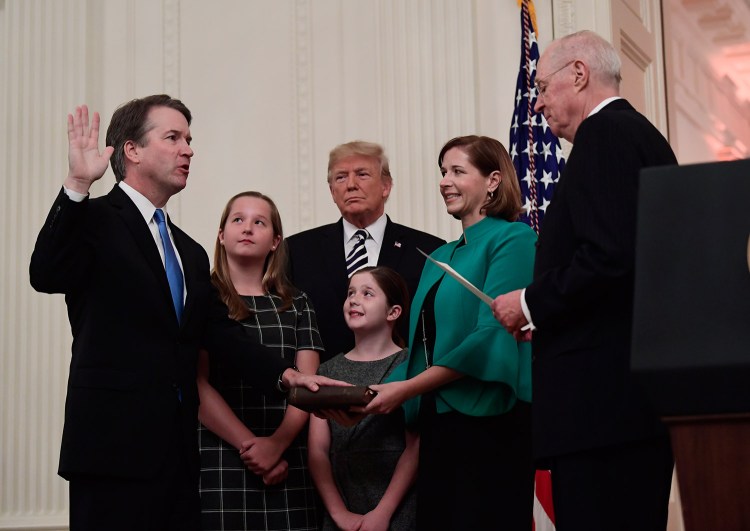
[491,289,528,334]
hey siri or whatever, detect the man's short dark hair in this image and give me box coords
[105,94,192,182]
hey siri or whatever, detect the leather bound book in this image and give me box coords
[287,386,377,412]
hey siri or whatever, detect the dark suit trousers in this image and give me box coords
[548,434,674,531]
[69,406,200,531]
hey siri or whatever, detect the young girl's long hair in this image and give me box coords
[351,266,410,347]
[211,191,294,320]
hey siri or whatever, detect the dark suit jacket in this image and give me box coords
[30,186,290,481]
[525,99,678,460]
[286,216,444,360]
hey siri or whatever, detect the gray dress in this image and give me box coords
[317,349,416,530]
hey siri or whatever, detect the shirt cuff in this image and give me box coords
[63,186,87,203]
[520,288,537,331]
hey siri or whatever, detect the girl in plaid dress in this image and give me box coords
[198,191,323,531]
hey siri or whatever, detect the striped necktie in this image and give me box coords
[346,229,369,277]
[154,209,184,323]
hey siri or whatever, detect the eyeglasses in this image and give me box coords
[534,60,575,98]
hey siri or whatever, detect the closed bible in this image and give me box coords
[287,386,377,412]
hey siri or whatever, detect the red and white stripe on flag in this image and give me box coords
[533,470,556,531]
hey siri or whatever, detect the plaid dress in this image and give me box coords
[199,292,324,531]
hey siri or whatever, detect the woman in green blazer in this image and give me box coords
[364,135,536,530]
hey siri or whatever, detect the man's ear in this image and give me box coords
[386,304,402,322]
[124,140,139,164]
[381,177,393,201]
[572,59,589,92]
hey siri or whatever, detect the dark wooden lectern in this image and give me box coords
[632,159,750,530]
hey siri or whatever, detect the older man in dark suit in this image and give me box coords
[492,31,677,531]
[286,141,444,361]
[30,95,340,531]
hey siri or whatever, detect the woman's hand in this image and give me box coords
[358,381,410,415]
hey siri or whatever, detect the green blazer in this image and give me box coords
[388,216,536,425]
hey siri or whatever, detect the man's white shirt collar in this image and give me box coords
[119,181,171,224]
[118,181,185,287]
[342,214,387,244]
[588,96,622,117]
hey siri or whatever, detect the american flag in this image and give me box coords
[509,0,565,235]
[509,2,561,530]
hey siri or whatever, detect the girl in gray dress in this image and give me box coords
[309,267,418,531]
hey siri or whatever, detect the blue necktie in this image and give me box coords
[154,209,184,323]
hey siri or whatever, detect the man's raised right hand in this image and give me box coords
[64,105,114,194]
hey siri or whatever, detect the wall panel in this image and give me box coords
[1,1,89,529]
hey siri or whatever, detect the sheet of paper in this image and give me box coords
[418,248,493,306]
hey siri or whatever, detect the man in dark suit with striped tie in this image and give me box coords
[492,31,677,531]
[29,95,341,530]
[287,141,444,361]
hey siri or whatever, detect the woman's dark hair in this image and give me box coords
[438,135,522,221]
